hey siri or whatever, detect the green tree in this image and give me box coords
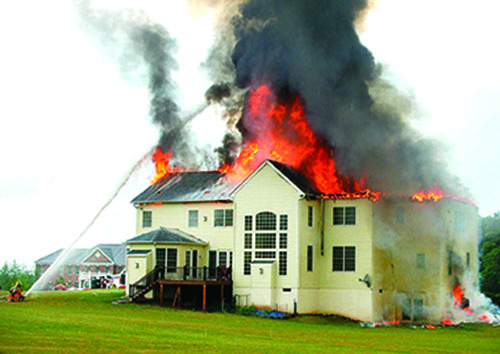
[0,261,36,291]
[479,211,500,306]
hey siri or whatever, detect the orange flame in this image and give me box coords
[152,148,183,184]
[412,184,476,205]
[223,84,381,200]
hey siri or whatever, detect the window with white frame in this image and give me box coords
[333,207,356,225]
[332,246,356,272]
[188,210,199,227]
[166,249,177,273]
[142,210,152,228]
[242,211,288,276]
[214,209,234,227]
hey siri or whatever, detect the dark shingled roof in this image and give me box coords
[126,227,208,245]
[131,171,234,203]
[267,160,321,196]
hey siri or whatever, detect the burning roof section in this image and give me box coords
[132,171,234,204]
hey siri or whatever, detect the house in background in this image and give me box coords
[35,244,126,290]
[126,160,479,323]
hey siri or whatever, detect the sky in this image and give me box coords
[1,0,499,267]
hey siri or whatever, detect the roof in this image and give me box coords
[230,160,322,198]
[126,227,208,245]
[266,160,321,196]
[35,248,88,265]
[35,244,126,265]
[131,171,234,204]
[85,244,126,264]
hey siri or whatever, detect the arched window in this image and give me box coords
[256,212,277,230]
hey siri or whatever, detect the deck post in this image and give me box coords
[221,284,224,307]
[203,284,207,312]
[160,283,164,307]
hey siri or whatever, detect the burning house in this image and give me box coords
[74,0,497,323]
[125,155,481,323]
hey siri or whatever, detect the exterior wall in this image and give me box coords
[232,164,302,311]
[296,198,375,321]
[126,249,153,292]
[372,199,479,323]
[135,202,233,251]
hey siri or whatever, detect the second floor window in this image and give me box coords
[142,210,152,228]
[332,246,356,272]
[214,209,233,227]
[333,207,356,225]
[188,210,199,227]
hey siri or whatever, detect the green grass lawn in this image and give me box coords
[1,290,499,353]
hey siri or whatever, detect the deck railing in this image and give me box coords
[129,266,232,300]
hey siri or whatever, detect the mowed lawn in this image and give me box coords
[1,290,499,353]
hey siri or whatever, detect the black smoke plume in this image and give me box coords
[231,0,464,196]
[76,1,195,164]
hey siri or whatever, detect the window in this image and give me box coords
[279,233,287,249]
[244,215,253,231]
[402,298,411,321]
[255,251,276,259]
[188,210,199,227]
[308,206,313,227]
[332,246,356,272]
[333,207,356,225]
[307,245,313,272]
[166,249,177,273]
[255,233,276,249]
[185,250,191,267]
[244,233,252,249]
[219,251,228,268]
[142,210,152,228]
[454,210,465,232]
[448,250,453,276]
[416,253,426,269]
[279,251,287,276]
[396,207,405,224]
[244,252,252,275]
[466,252,470,271]
[214,209,233,227]
[256,212,277,230]
[413,299,424,321]
[279,215,288,230]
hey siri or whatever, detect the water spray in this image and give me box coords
[25,103,210,297]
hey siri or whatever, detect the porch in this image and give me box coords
[129,266,233,311]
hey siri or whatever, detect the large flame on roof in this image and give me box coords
[152,84,474,204]
[153,84,380,200]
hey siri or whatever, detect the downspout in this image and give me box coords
[320,197,325,256]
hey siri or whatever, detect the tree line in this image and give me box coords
[0,261,37,291]
[480,211,500,306]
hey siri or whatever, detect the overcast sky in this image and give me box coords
[1,0,499,267]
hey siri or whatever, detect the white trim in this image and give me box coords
[81,247,114,264]
[230,160,305,198]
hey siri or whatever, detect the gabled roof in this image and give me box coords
[35,244,126,265]
[267,160,321,196]
[131,171,234,204]
[231,160,321,198]
[35,248,88,265]
[82,244,126,264]
[126,227,208,245]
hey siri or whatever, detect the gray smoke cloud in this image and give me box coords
[230,0,467,196]
[75,0,198,165]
